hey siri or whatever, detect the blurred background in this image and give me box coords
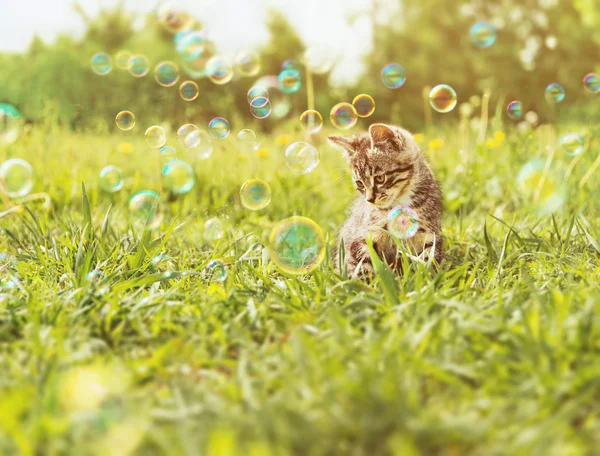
[0,0,598,132]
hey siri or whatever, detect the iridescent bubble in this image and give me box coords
[206,56,233,85]
[175,30,207,60]
[177,124,201,148]
[86,270,106,286]
[285,142,320,175]
[237,129,259,151]
[99,165,124,193]
[304,46,333,74]
[253,75,291,119]
[278,69,301,93]
[240,178,271,210]
[560,134,584,156]
[268,216,326,274]
[204,217,224,242]
[330,103,358,130]
[0,158,33,198]
[128,190,161,228]
[179,80,199,101]
[388,205,419,239]
[145,126,167,148]
[0,253,16,290]
[250,97,272,119]
[470,21,496,48]
[381,63,406,89]
[128,55,149,78]
[159,146,177,165]
[91,52,112,75]
[154,61,179,87]
[205,259,227,282]
[299,110,323,134]
[247,86,269,103]
[208,118,230,139]
[0,103,23,145]
[235,51,261,77]
[157,2,193,33]
[181,41,216,78]
[429,84,458,113]
[545,83,565,103]
[162,160,196,195]
[151,253,176,274]
[115,50,132,70]
[517,159,565,214]
[115,111,135,131]
[506,101,523,120]
[282,60,300,71]
[583,73,600,94]
[352,94,375,118]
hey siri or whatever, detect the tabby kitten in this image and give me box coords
[329,123,443,278]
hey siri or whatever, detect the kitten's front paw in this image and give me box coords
[349,259,375,281]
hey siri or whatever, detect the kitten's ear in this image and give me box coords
[328,135,355,158]
[368,123,405,150]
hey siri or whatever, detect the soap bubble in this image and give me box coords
[181,41,216,78]
[250,97,272,119]
[157,2,193,33]
[560,134,584,156]
[151,253,176,274]
[0,158,33,198]
[115,111,135,130]
[206,56,233,85]
[517,159,565,214]
[115,50,132,70]
[128,190,161,228]
[583,73,600,94]
[175,30,207,60]
[285,142,320,175]
[278,69,301,93]
[237,129,259,151]
[162,160,196,195]
[240,178,271,210]
[0,103,23,145]
[268,216,326,274]
[208,117,230,139]
[507,101,523,120]
[0,253,16,290]
[282,60,301,71]
[159,146,177,165]
[179,80,199,101]
[247,86,269,103]
[545,83,565,103]
[99,166,124,193]
[145,126,167,148]
[154,61,179,87]
[381,63,406,89]
[330,102,358,130]
[204,217,224,242]
[304,46,333,74]
[205,259,227,282]
[470,21,496,48]
[253,75,291,119]
[177,124,200,148]
[388,205,419,239]
[91,52,112,75]
[128,55,149,78]
[352,94,375,118]
[299,110,323,134]
[235,51,261,77]
[86,270,106,287]
[429,84,458,113]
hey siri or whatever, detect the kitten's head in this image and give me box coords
[329,123,420,209]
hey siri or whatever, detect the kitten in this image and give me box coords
[329,123,443,279]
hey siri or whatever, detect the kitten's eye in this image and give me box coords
[355,180,364,189]
[375,175,386,184]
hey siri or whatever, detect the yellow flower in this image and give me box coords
[237,154,247,161]
[118,143,133,154]
[275,135,292,146]
[256,147,270,158]
[428,138,444,150]
[493,130,506,147]
[413,133,425,145]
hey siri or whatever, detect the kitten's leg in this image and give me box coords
[346,239,375,279]
[406,230,443,267]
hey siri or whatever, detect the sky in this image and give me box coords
[0,0,374,85]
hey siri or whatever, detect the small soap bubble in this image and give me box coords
[145,126,167,148]
[86,269,106,286]
[429,84,458,113]
[388,206,419,239]
[154,61,179,87]
[470,21,496,48]
[175,30,207,60]
[204,217,224,242]
[206,56,233,85]
[381,63,406,89]
[115,111,135,130]
[115,50,132,70]
[517,159,565,214]
[278,69,301,93]
[128,190,161,228]
[285,142,320,175]
[151,253,176,273]
[282,60,300,71]
[159,146,177,165]
[0,158,33,198]
[99,166,124,193]
[560,134,584,156]
[128,55,149,78]
[181,41,216,78]
[247,86,269,103]
[240,178,271,210]
[205,259,227,282]
[250,97,272,119]
[208,118,230,139]
[162,160,196,195]
[91,52,112,75]
[253,75,291,119]
[506,101,523,120]
[583,73,600,94]
[268,216,326,274]
[237,129,259,150]
[304,46,333,74]
[157,2,193,33]
[330,103,358,130]
[0,104,23,145]
[0,253,16,290]
[299,110,323,134]
[352,94,375,118]
[179,80,199,101]
[545,83,565,103]
[177,124,201,148]
[235,51,261,77]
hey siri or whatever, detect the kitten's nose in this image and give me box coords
[367,194,376,204]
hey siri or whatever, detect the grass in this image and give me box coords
[0,112,600,456]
